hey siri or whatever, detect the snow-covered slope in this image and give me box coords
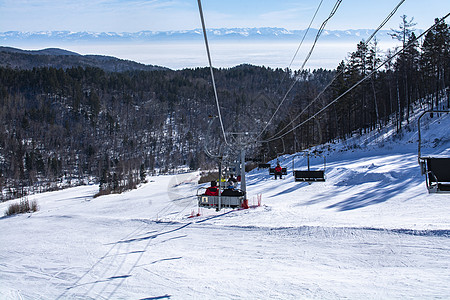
[0,111,449,299]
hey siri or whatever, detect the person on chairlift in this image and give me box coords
[205,181,219,196]
[274,163,283,179]
[222,187,244,196]
[227,174,238,189]
[222,175,244,196]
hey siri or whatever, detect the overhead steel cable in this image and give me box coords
[286,0,325,76]
[264,0,324,129]
[263,0,324,127]
[367,0,406,43]
[255,0,343,142]
[261,12,450,143]
[300,0,343,72]
[197,0,229,146]
[263,0,406,142]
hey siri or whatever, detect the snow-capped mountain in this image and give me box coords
[0,28,395,43]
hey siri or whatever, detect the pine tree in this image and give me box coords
[390,15,416,124]
[140,164,147,183]
[421,18,450,110]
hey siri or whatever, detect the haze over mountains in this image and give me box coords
[0,27,405,70]
[0,27,398,43]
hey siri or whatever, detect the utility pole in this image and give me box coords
[307,152,311,172]
[240,148,246,196]
[218,157,222,211]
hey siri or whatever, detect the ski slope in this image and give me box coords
[0,111,449,299]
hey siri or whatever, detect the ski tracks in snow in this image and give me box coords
[56,184,197,299]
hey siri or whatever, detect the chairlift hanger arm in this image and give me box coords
[418,110,449,160]
[204,115,228,159]
[197,0,229,147]
[292,152,326,171]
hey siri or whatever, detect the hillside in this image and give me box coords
[0,108,448,299]
[0,46,167,71]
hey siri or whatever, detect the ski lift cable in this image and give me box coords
[366,0,406,43]
[256,0,342,141]
[262,0,406,142]
[275,0,325,90]
[255,0,343,142]
[197,0,230,146]
[287,0,324,71]
[261,13,450,143]
[243,0,323,145]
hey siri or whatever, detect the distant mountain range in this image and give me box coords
[0,46,167,71]
[0,28,398,43]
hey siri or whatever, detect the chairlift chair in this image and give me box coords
[268,167,287,176]
[197,187,246,209]
[268,150,288,176]
[197,151,247,210]
[418,110,450,193]
[292,152,326,183]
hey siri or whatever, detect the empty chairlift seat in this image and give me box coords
[294,170,325,182]
[420,157,450,193]
[418,110,450,194]
[292,152,326,183]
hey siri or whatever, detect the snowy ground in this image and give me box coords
[0,111,449,299]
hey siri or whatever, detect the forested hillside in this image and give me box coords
[0,63,330,200]
[264,17,449,154]
[0,17,448,201]
[0,46,166,72]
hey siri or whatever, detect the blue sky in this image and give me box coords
[0,0,448,32]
